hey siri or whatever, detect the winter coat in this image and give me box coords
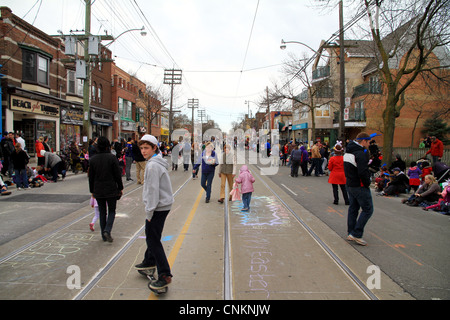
[343,140,371,188]
[193,150,219,174]
[290,148,302,162]
[300,146,309,163]
[35,141,45,159]
[328,155,346,185]
[426,138,444,157]
[235,165,255,194]
[89,151,124,199]
[11,149,29,170]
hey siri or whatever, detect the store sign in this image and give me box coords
[10,95,59,117]
[61,107,83,125]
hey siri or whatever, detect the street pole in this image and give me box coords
[338,0,345,139]
[163,69,182,141]
[81,0,92,149]
[187,98,199,142]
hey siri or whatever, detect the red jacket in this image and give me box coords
[328,155,346,185]
[426,139,444,157]
[35,141,44,158]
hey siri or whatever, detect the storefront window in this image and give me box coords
[36,120,56,151]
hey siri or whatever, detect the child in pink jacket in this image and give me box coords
[235,165,255,211]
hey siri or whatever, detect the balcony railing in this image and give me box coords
[352,82,382,98]
[312,65,330,80]
[334,108,366,123]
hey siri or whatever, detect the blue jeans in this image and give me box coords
[347,186,373,238]
[201,171,214,200]
[242,192,252,209]
[14,169,29,188]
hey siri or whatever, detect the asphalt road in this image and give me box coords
[268,164,450,300]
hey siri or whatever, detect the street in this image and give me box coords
[0,153,448,301]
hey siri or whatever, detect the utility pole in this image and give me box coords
[198,109,206,125]
[187,98,199,141]
[163,69,182,140]
[81,0,92,149]
[338,0,345,139]
[266,86,270,134]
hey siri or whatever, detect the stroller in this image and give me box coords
[433,162,450,184]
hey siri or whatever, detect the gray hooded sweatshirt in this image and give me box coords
[142,154,174,221]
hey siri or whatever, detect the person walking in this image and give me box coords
[327,144,349,205]
[132,137,146,184]
[306,141,322,176]
[193,141,218,203]
[125,138,134,181]
[299,145,309,176]
[135,134,174,292]
[235,165,255,211]
[343,132,373,246]
[218,144,236,203]
[88,136,124,242]
[290,144,302,177]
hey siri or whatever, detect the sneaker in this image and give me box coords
[347,234,367,246]
[149,274,172,290]
[89,223,95,231]
[135,262,156,270]
[17,187,22,191]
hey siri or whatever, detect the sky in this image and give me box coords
[2,0,344,133]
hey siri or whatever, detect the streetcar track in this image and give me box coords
[0,175,192,300]
[0,183,143,265]
[73,176,192,300]
[253,164,379,300]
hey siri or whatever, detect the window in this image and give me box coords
[118,98,133,120]
[315,104,330,118]
[98,85,102,103]
[22,49,49,86]
[67,70,83,96]
[92,82,97,101]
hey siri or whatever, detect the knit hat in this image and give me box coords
[40,150,46,156]
[334,144,343,154]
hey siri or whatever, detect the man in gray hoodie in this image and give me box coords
[135,134,174,292]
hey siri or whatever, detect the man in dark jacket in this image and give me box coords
[343,132,373,246]
[89,136,124,242]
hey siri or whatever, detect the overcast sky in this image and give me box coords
[2,0,345,132]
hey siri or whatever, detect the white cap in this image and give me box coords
[140,134,158,145]
[40,150,46,156]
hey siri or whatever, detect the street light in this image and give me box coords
[105,26,146,47]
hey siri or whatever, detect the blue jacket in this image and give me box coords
[193,150,219,173]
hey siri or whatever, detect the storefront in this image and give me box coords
[91,108,114,140]
[60,105,83,152]
[9,94,59,156]
[292,123,308,144]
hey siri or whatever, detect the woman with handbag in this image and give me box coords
[193,141,219,203]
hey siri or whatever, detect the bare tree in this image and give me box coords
[266,52,338,142]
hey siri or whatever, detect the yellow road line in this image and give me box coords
[148,188,204,300]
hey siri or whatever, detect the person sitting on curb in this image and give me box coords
[0,175,12,195]
[402,174,441,207]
